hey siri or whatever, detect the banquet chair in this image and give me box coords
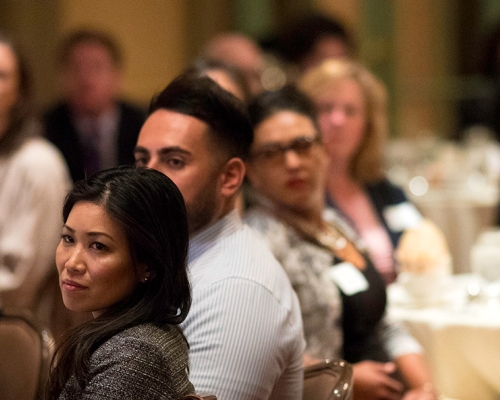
[0,308,54,400]
[303,359,353,400]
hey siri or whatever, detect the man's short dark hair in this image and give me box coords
[58,29,123,67]
[149,73,253,160]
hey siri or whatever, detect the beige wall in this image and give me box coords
[1,0,198,109]
[394,0,457,138]
[0,0,60,111]
[313,0,360,29]
[1,0,459,138]
[58,0,190,106]
[315,0,457,138]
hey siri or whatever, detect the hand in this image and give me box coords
[303,353,321,367]
[402,386,438,400]
[353,361,404,400]
[394,353,437,400]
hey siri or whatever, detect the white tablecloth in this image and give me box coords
[388,274,500,400]
[411,190,498,275]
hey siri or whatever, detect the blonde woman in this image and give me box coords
[299,59,422,284]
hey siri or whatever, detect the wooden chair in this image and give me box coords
[303,359,353,400]
[0,309,54,400]
[182,395,217,400]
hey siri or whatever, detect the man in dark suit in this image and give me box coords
[44,29,145,182]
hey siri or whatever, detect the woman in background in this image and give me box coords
[0,33,71,313]
[299,59,422,284]
[244,86,436,400]
[46,167,194,399]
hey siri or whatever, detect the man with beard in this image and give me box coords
[134,73,304,400]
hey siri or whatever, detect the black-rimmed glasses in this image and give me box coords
[250,135,320,163]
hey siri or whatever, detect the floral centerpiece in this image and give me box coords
[395,219,451,302]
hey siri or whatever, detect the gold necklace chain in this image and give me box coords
[317,224,347,251]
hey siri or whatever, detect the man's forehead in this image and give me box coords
[138,109,210,147]
[67,41,114,62]
[148,109,207,131]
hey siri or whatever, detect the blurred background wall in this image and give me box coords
[1,0,500,140]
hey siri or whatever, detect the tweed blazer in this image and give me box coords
[59,323,194,399]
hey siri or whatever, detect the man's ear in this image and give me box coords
[219,157,246,198]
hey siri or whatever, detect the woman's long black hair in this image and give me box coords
[45,166,191,398]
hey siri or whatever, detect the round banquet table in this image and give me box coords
[388,274,500,400]
[409,188,498,275]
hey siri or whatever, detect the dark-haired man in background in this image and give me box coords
[44,29,145,182]
[135,73,304,400]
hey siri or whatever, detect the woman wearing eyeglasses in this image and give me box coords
[244,86,437,400]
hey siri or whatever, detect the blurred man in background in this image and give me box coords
[44,29,145,182]
[202,32,264,96]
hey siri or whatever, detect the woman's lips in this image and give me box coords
[61,279,87,291]
[286,178,307,189]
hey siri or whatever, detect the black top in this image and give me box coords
[335,255,389,363]
[327,178,410,248]
[43,101,145,182]
[365,179,410,247]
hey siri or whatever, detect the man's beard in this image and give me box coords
[186,175,219,235]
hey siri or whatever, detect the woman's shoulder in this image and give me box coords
[244,206,285,234]
[365,178,423,233]
[79,324,193,398]
[1,137,70,196]
[17,137,66,163]
[113,323,186,347]
[9,137,69,178]
[243,206,294,254]
[96,323,188,364]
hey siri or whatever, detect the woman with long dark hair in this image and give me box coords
[46,166,194,399]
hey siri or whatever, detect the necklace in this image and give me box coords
[318,224,347,251]
[317,223,366,270]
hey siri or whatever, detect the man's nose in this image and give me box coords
[146,156,159,171]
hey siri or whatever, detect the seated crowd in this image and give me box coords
[0,21,439,400]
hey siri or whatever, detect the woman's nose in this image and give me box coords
[328,109,346,126]
[64,246,86,273]
[284,149,302,169]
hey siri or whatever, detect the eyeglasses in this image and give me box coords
[250,135,320,162]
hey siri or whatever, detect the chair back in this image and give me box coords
[303,359,353,400]
[0,309,54,400]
